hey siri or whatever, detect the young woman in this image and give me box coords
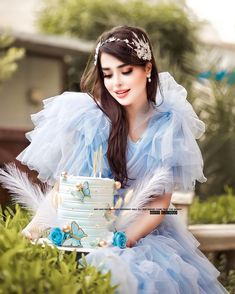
[1,26,228,293]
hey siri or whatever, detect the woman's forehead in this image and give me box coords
[100,52,126,69]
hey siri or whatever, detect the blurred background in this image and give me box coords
[1,0,234,202]
[0,0,235,210]
[0,0,234,290]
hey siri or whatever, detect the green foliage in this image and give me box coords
[189,187,235,224]
[0,33,25,86]
[37,0,200,91]
[206,252,235,293]
[194,75,235,197]
[0,205,117,294]
[0,204,233,293]
[226,269,235,294]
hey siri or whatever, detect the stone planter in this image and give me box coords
[188,224,235,251]
[188,224,235,270]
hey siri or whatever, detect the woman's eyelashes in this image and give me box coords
[122,69,133,75]
[103,69,133,79]
[103,73,112,79]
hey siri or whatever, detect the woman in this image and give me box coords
[0,26,228,293]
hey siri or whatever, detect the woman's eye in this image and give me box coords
[122,69,132,75]
[103,74,112,79]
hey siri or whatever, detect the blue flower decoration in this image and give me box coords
[112,231,127,249]
[215,70,227,81]
[49,227,65,246]
[198,71,212,80]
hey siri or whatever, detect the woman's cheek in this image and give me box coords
[104,80,112,93]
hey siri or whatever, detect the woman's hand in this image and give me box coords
[21,228,33,240]
[125,230,138,248]
[123,193,172,247]
[21,224,42,240]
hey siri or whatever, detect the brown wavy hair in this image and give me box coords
[80,25,159,187]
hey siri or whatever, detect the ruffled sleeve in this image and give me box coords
[148,72,207,192]
[16,92,111,186]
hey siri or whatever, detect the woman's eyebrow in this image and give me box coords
[101,63,129,71]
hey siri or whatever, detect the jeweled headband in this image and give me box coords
[94,32,152,65]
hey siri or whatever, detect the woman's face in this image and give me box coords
[100,52,151,108]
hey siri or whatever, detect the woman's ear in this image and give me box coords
[145,62,152,75]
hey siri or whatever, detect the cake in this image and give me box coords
[49,172,121,249]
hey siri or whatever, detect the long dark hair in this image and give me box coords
[80,25,159,186]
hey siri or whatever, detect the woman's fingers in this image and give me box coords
[21,228,32,240]
[22,225,42,240]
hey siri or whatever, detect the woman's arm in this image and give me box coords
[125,193,172,247]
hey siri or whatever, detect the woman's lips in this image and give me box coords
[115,89,130,98]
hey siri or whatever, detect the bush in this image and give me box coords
[206,252,235,293]
[0,205,117,294]
[1,204,233,293]
[189,187,235,225]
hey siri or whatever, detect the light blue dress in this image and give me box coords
[17,72,228,293]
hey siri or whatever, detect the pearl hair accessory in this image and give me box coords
[94,32,152,65]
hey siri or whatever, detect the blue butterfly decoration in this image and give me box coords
[62,221,88,247]
[71,181,91,202]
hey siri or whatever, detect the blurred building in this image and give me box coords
[0,30,92,205]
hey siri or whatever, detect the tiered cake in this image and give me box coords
[55,173,117,248]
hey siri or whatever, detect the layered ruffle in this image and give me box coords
[85,215,228,294]
[17,92,111,185]
[156,72,207,192]
[125,72,207,193]
[17,72,206,192]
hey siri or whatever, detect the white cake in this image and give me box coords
[55,173,117,248]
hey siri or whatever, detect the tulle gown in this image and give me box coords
[16,72,228,293]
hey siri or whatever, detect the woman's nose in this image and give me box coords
[113,73,122,86]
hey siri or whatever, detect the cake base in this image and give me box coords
[32,238,112,253]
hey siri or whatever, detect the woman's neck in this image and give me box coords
[125,98,154,143]
[125,99,152,126]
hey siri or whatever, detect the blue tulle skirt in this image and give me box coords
[84,215,228,294]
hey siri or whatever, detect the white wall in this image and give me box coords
[0,55,63,129]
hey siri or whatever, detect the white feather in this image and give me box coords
[0,163,50,211]
[0,163,57,236]
[115,166,172,230]
[23,190,58,234]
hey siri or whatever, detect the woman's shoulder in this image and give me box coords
[41,91,101,116]
[17,91,110,185]
[143,72,207,190]
[33,91,110,136]
[155,72,205,139]
[157,71,187,108]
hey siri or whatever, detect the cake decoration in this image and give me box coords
[52,190,62,208]
[71,181,91,202]
[99,145,103,178]
[98,240,108,247]
[49,227,66,246]
[112,231,127,249]
[49,221,87,247]
[61,171,68,181]
[114,181,122,190]
[93,145,103,177]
